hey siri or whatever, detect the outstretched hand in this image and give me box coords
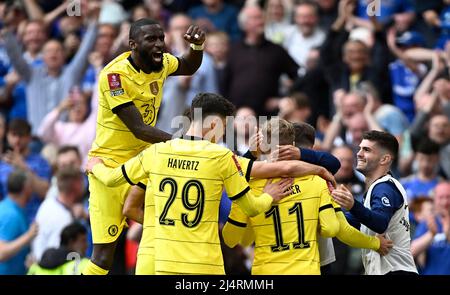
[331,184,354,210]
[184,25,206,45]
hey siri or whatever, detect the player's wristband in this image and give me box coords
[190,43,204,51]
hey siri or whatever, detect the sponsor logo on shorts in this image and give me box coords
[108,225,119,237]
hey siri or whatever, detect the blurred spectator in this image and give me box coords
[205,31,230,95]
[82,24,118,96]
[411,182,450,274]
[157,14,218,133]
[0,113,5,153]
[0,0,27,33]
[166,14,218,104]
[0,169,37,275]
[0,119,51,221]
[125,221,142,275]
[231,106,257,155]
[316,0,338,31]
[28,222,89,275]
[1,10,98,134]
[144,0,172,29]
[435,5,450,49]
[224,4,298,115]
[409,197,435,234]
[0,20,47,122]
[429,114,450,178]
[37,84,98,165]
[387,29,427,122]
[358,81,409,146]
[64,33,82,64]
[263,0,293,44]
[322,91,382,151]
[98,0,127,26]
[278,92,312,123]
[304,47,321,72]
[401,139,442,203]
[32,167,85,262]
[44,145,84,201]
[130,4,150,23]
[290,47,331,126]
[188,0,241,40]
[320,0,392,104]
[283,1,325,68]
[21,20,47,63]
[410,106,450,178]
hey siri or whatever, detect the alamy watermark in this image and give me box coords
[66,252,82,275]
[366,0,381,17]
[66,0,81,16]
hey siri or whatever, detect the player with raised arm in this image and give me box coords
[83,18,206,275]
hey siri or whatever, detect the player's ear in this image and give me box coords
[209,118,217,130]
[380,154,391,166]
[129,39,136,50]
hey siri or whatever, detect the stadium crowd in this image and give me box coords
[0,0,449,275]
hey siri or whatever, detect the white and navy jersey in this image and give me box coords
[318,236,336,266]
[356,174,417,275]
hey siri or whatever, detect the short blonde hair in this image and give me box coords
[261,118,294,146]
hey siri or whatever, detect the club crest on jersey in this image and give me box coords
[231,154,244,176]
[381,196,391,207]
[108,225,119,237]
[150,81,159,95]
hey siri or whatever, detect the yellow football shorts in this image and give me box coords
[88,174,131,244]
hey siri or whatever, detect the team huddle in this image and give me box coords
[83,18,418,275]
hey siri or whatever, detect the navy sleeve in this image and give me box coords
[344,211,361,230]
[349,182,404,234]
[300,148,341,175]
[242,150,257,161]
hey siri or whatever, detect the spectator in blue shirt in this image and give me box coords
[401,139,441,203]
[0,169,38,275]
[189,0,241,41]
[435,6,450,49]
[411,182,450,275]
[0,119,51,222]
[387,30,427,122]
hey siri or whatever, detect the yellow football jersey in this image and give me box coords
[117,138,257,274]
[227,176,339,275]
[89,51,179,167]
[134,154,253,274]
